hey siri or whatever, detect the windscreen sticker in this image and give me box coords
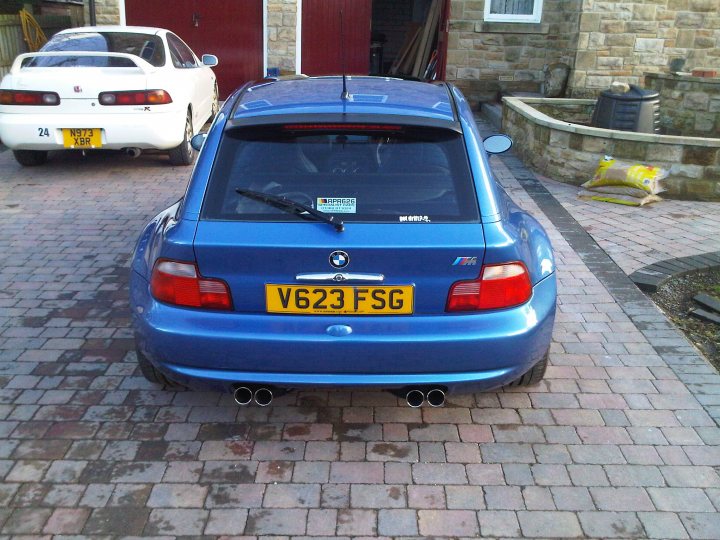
[399,215,431,223]
[317,197,356,213]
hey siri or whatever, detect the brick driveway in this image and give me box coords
[0,142,719,539]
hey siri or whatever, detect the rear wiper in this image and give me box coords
[235,188,344,232]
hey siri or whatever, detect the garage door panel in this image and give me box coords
[125,0,263,98]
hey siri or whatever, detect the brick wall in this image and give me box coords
[84,0,120,25]
[568,0,720,98]
[646,72,720,137]
[446,0,581,104]
[267,0,297,74]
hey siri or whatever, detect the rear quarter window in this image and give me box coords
[201,124,479,224]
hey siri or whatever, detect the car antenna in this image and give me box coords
[340,9,350,101]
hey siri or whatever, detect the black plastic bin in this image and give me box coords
[591,84,660,133]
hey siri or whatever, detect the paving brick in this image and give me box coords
[336,508,377,535]
[517,510,583,538]
[204,508,248,535]
[445,485,485,510]
[477,509,521,537]
[147,483,207,508]
[206,484,265,508]
[412,463,467,484]
[648,487,716,512]
[679,512,720,539]
[145,508,208,536]
[83,508,150,535]
[418,509,479,536]
[638,511,690,539]
[590,487,655,511]
[330,462,383,483]
[377,509,418,536]
[263,483,320,508]
[351,485,405,508]
[578,511,645,538]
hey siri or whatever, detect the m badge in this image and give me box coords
[452,257,477,266]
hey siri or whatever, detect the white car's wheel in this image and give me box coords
[13,150,48,167]
[169,109,195,166]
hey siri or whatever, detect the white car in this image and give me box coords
[0,26,219,166]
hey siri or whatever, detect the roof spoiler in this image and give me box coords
[10,51,155,75]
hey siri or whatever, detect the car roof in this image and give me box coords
[230,77,457,127]
[56,26,165,35]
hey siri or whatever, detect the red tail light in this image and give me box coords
[150,259,232,310]
[446,262,532,312]
[98,89,172,105]
[0,89,60,105]
[283,123,403,131]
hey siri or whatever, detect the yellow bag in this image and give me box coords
[583,156,667,194]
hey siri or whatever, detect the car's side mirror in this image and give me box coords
[483,134,513,155]
[190,133,207,151]
[202,54,219,67]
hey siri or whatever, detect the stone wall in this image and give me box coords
[568,0,720,98]
[267,0,297,75]
[84,0,120,25]
[645,72,720,137]
[447,0,581,104]
[502,97,720,201]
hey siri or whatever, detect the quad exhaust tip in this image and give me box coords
[233,386,253,406]
[426,388,446,407]
[403,388,446,407]
[254,387,273,407]
[406,389,425,408]
[233,386,274,406]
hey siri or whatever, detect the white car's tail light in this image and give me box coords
[150,259,232,310]
[98,89,173,106]
[0,90,60,105]
[446,262,532,312]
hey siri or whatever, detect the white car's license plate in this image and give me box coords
[62,128,102,149]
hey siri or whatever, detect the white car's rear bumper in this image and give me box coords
[0,110,186,151]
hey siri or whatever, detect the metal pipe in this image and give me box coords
[233,386,253,406]
[426,388,446,407]
[89,0,97,26]
[254,387,273,407]
[405,389,424,408]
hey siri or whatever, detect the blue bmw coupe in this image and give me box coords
[130,76,556,407]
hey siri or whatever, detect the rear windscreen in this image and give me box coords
[26,32,165,68]
[201,124,480,224]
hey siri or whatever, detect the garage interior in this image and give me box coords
[370,0,444,80]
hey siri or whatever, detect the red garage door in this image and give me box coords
[125,0,263,98]
[301,0,371,76]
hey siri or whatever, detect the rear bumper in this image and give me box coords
[0,109,185,150]
[131,271,556,394]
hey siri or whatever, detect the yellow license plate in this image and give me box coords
[62,128,102,148]
[266,284,414,315]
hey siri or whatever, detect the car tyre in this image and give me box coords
[506,350,548,387]
[168,109,195,166]
[136,347,184,389]
[13,150,48,166]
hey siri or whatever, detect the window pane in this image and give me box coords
[31,32,165,67]
[201,126,479,223]
[490,0,534,15]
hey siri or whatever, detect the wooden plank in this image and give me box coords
[389,23,420,75]
[411,1,435,77]
[413,0,440,78]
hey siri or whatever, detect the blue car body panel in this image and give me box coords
[130,76,556,394]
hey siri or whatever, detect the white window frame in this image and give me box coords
[483,0,543,23]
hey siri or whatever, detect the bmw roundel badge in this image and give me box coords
[329,250,349,269]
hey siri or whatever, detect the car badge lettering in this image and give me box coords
[74,86,82,93]
[453,257,477,266]
[329,250,349,269]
